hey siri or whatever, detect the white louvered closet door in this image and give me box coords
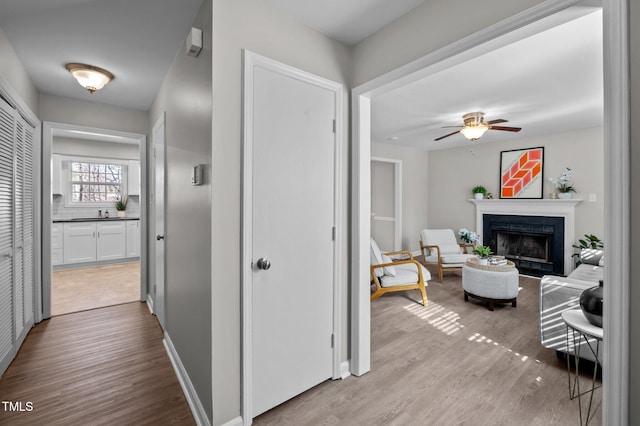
[13,116,24,340]
[21,116,34,326]
[0,98,15,371]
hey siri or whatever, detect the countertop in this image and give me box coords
[53,217,140,223]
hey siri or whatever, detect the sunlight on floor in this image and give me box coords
[403,302,465,335]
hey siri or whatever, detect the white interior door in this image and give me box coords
[153,113,166,330]
[245,52,339,417]
[371,158,402,252]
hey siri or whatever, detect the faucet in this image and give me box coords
[98,209,102,218]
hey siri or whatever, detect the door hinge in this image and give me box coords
[332,119,336,133]
[331,334,335,348]
[153,284,157,294]
[332,226,336,241]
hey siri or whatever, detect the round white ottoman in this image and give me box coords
[462,259,519,311]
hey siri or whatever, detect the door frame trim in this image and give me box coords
[351,1,629,424]
[371,157,403,252]
[41,121,147,319]
[241,50,344,423]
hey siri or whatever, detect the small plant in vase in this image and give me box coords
[115,196,128,218]
[472,185,488,200]
[549,167,577,199]
[473,245,493,265]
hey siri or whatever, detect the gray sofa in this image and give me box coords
[539,249,603,361]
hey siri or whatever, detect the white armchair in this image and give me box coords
[370,238,430,306]
[419,229,476,282]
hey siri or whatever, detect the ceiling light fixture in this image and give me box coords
[65,63,114,94]
[459,112,489,141]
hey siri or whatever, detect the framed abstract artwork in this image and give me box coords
[499,147,544,199]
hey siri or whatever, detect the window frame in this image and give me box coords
[60,155,130,207]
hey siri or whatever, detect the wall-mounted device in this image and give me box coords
[192,164,203,186]
[186,27,203,57]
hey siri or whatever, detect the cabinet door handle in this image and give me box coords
[93,232,96,238]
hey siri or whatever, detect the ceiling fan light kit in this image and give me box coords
[435,111,521,142]
[65,63,114,94]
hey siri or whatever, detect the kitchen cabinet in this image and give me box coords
[63,222,97,264]
[128,160,140,196]
[52,154,63,195]
[126,220,140,258]
[51,224,64,266]
[97,222,126,261]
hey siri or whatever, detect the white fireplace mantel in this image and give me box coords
[470,198,583,275]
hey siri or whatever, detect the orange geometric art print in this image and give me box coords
[499,147,544,199]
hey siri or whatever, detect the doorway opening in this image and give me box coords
[42,122,147,319]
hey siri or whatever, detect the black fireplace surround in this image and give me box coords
[482,214,564,277]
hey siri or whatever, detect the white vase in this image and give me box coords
[474,193,484,200]
[557,192,573,200]
[116,210,126,218]
[478,258,488,266]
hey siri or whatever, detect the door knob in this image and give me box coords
[156,235,165,241]
[256,258,271,270]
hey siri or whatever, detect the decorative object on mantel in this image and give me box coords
[458,228,479,244]
[471,185,488,200]
[572,234,604,267]
[580,279,604,327]
[499,147,544,199]
[115,196,128,218]
[549,167,577,199]
[473,245,493,265]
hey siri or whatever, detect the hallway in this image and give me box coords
[0,302,194,425]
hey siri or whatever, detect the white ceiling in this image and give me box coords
[0,0,204,111]
[264,0,425,45]
[371,7,604,151]
[0,0,603,149]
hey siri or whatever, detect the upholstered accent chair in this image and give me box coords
[419,229,476,282]
[370,238,430,306]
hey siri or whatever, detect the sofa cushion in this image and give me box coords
[381,254,396,277]
[568,263,603,283]
[424,253,475,265]
[380,262,430,287]
[580,249,604,266]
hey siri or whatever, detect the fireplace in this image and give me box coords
[483,214,564,277]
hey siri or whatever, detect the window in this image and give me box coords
[71,161,122,203]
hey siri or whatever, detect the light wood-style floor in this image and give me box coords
[0,302,195,425]
[51,262,140,316]
[255,270,602,425]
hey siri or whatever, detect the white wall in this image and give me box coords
[371,141,429,253]
[211,0,351,423]
[352,0,544,86]
[149,0,213,421]
[39,94,148,135]
[0,26,38,113]
[630,1,640,423]
[427,127,604,245]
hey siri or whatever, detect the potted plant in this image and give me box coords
[115,196,128,218]
[473,245,493,265]
[472,185,488,200]
[549,167,577,199]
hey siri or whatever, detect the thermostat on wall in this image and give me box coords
[192,164,203,186]
[186,27,203,57]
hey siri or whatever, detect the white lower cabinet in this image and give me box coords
[63,222,97,264]
[51,224,64,266]
[97,222,126,261]
[126,220,140,258]
[61,220,132,265]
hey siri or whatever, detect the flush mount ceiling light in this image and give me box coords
[435,112,522,142]
[65,63,114,94]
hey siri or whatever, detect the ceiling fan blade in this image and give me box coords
[486,119,508,125]
[489,125,521,132]
[441,125,464,129]
[434,130,461,141]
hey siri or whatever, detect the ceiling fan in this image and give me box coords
[434,112,521,141]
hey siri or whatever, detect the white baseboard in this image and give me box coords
[220,416,243,426]
[340,360,351,379]
[163,333,211,426]
[146,294,154,313]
